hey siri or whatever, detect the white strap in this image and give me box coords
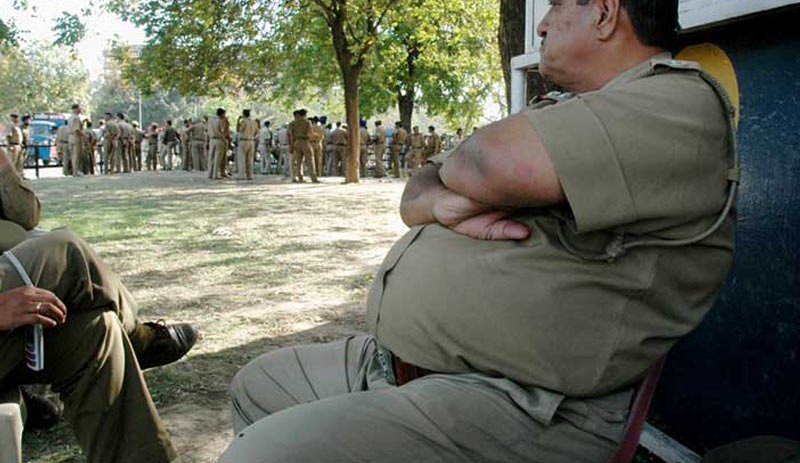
[3,251,34,287]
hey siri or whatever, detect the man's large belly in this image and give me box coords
[367,222,659,396]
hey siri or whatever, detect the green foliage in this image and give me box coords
[52,12,87,48]
[0,19,21,47]
[360,0,501,128]
[0,41,90,116]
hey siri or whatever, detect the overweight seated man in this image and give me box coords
[0,148,197,462]
[222,1,737,461]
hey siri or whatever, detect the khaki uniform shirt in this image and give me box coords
[237,118,259,140]
[0,162,41,251]
[424,132,441,156]
[118,121,132,141]
[207,117,223,139]
[331,128,347,146]
[367,56,736,399]
[104,120,119,141]
[67,114,83,139]
[5,125,22,146]
[408,133,424,148]
[309,124,324,144]
[392,127,408,149]
[359,127,369,147]
[55,125,70,145]
[288,118,311,149]
[374,126,386,144]
[189,123,206,141]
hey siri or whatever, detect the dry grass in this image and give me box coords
[22,170,409,462]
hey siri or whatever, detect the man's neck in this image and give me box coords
[578,45,666,93]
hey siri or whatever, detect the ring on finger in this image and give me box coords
[35,302,42,314]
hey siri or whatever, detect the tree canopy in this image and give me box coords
[106,0,500,181]
[0,41,90,116]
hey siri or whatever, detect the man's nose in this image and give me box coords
[537,10,550,37]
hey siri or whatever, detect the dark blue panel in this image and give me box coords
[652,8,800,451]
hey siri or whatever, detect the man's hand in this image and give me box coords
[0,287,67,331]
[400,163,529,241]
[431,189,530,241]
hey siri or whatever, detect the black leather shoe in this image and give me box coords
[21,387,61,431]
[136,320,198,370]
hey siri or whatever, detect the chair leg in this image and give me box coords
[0,402,23,463]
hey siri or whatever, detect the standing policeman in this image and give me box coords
[236,109,259,180]
[389,122,407,178]
[67,104,84,177]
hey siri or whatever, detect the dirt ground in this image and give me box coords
[22,170,409,462]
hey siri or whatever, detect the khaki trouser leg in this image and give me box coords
[0,229,138,334]
[216,141,227,177]
[0,310,175,463]
[103,140,113,174]
[0,231,175,463]
[374,143,385,177]
[191,142,204,172]
[390,147,402,177]
[223,335,628,463]
[359,145,367,177]
[69,137,83,175]
[299,143,317,182]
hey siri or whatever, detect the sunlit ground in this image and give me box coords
[22,170,408,462]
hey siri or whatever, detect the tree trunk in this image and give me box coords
[397,90,413,131]
[343,71,361,183]
[498,0,526,113]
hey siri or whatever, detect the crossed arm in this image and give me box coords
[400,113,566,240]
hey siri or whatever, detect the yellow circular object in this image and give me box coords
[676,43,740,127]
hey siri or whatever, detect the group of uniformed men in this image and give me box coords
[274,109,455,182]
[4,104,462,181]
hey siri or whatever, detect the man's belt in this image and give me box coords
[392,356,435,385]
[8,143,20,146]
[239,137,256,141]
[210,136,224,139]
[377,346,437,386]
[192,138,205,141]
[335,143,347,146]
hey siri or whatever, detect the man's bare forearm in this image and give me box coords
[399,163,446,226]
[439,114,565,208]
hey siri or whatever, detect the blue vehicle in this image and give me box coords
[24,113,67,166]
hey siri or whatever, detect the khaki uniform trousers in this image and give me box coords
[0,230,175,463]
[223,335,630,463]
[58,142,70,175]
[359,144,368,177]
[389,145,403,178]
[181,141,191,171]
[103,139,115,174]
[134,142,143,172]
[312,141,324,178]
[407,147,423,175]
[237,140,255,179]
[6,145,22,173]
[333,145,347,176]
[290,140,317,182]
[146,142,158,171]
[374,142,386,177]
[68,136,82,176]
[208,138,228,179]
[191,141,207,172]
[114,140,126,173]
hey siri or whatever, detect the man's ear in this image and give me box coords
[594,0,621,41]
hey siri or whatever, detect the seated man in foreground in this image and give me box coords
[0,148,198,462]
[222,0,737,461]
